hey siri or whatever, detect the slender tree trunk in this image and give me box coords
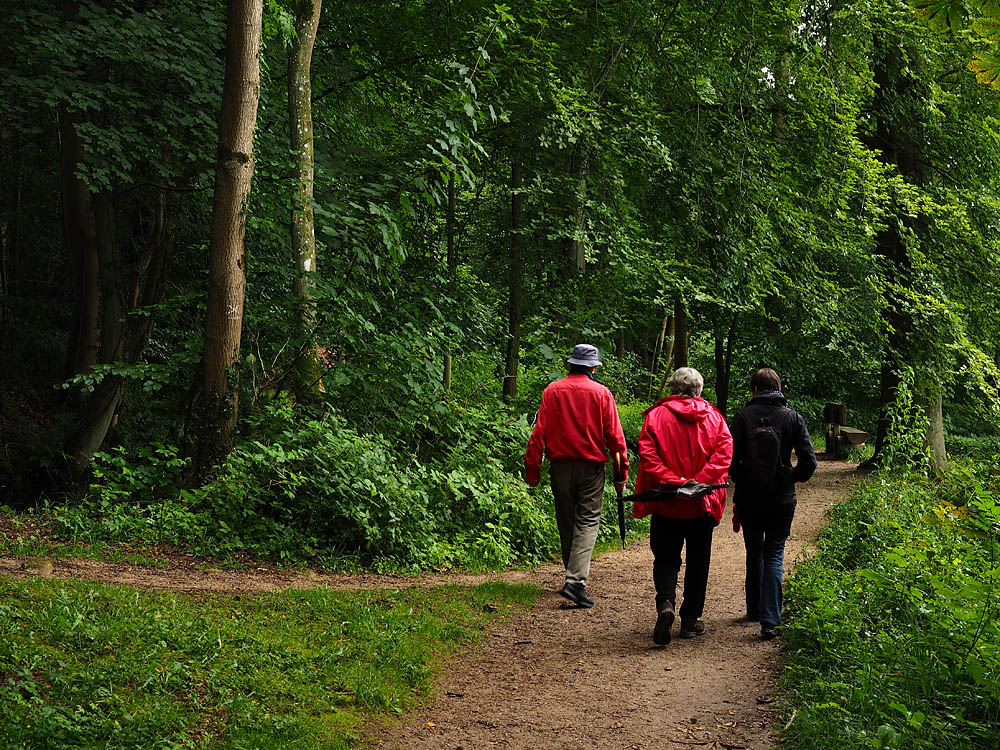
[288,0,324,399]
[94,191,123,365]
[647,312,669,399]
[655,317,676,400]
[672,296,688,370]
[61,108,100,380]
[443,172,456,390]
[502,150,523,404]
[713,311,738,417]
[922,383,947,470]
[772,23,792,140]
[561,145,588,276]
[198,0,264,467]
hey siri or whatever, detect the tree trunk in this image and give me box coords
[860,35,925,471]
[443,172,456,390]
[288,0,324,400]
[198,0,264,468]
[713,311,738,417]
[922,382,947,471]
[647,312,670,399]
[655,317,676,400]
[61,107,100,380]
[561,145,588,276]
[94,191,123,365]
[67,188,172,474]
[672,296,688,370]
[502,150,523,404]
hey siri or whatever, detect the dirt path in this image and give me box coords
[0,461,855,749]
[374,461,855,750]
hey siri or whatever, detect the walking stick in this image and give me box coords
[613,451,627,549]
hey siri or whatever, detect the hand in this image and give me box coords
[732,508,741,534]
[614,480,626,494]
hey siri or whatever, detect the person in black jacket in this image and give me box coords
[730,368,817,640]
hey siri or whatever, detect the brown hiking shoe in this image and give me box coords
[653,601,675,645]
[678,619,706,638]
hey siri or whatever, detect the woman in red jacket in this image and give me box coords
[632,367,733,645]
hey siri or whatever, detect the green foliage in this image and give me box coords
[782,461,1000,747]
[0,578,538,748]
[54,404,560,571]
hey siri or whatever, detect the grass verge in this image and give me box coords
[781,459,1000,748]
[0,578,539,748]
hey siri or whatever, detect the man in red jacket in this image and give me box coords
[525,344,629,608]
[632,367,733,644]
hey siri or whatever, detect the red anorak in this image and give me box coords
[632,395,733,525]
[524,374,629,485]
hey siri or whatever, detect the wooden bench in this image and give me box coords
[824,402,868,459]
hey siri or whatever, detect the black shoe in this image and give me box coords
[559,582,594,608]
[678,619,706,638]
[653,601,675,645]
[760,624,778,641]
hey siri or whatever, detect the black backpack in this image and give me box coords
[743,410,790,489]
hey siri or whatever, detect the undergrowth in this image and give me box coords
[782,458,1000,748]
[25,401,647,571]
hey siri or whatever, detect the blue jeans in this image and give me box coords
[740,503,795,627]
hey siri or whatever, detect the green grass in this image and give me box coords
[781,460,1000,748]
[0,578,539,748]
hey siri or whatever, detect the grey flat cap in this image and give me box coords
[566,344,602,367]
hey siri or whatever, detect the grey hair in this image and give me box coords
[669,367,704,397]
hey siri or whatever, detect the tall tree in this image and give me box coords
[288,0,325,400]
[199,0,264,467]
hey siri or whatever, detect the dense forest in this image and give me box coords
[3,1,1000,747]
[4,0,1000,556]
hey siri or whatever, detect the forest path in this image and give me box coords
[373,460,856,750]
[0,462,856,749]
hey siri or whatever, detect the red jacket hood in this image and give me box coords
[646,395,716,423]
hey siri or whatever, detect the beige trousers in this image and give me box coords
[549,461,605,586]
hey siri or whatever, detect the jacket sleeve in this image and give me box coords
[791,413,817,484]
[638,414,688,487]
[729,411,747,485]
[604,391,630,478]
[524,391,548,484]
[694,417,734,486]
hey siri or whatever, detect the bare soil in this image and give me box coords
[0,461,856,749]
[374,460,855,750]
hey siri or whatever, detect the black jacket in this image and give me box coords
[730,393,817,505]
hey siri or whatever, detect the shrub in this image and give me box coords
[782,461,1000,748]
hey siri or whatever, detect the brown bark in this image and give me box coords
[502,150,524,404]
[198,0,264,467]
[289,0,324,399]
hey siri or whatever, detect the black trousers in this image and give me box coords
[649,514,715,621]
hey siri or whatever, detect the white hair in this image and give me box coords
[669,367,704,397]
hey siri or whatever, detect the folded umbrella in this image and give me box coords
[623,481,729,504]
